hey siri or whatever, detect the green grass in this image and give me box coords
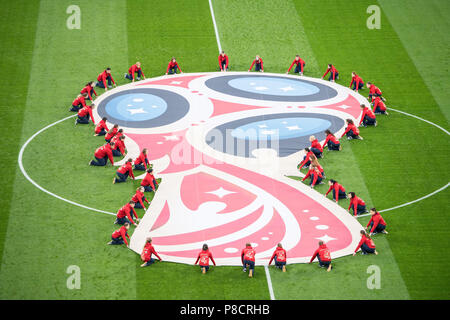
[0,0,449,300]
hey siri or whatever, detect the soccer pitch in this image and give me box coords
[0,0,449,301]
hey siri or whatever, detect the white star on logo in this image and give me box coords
[286,125,302,131]
[170,81,182,84]
[315,234,337,243]
[163,135,179,141]
[206,187,236,198]
[280,86,294,92]
[127,108,148,115]
[339,105,351,109]
[254,86,268,91]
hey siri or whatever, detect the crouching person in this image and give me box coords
[140,237,162,267]
[241,243,256,278]
[309,241,332,272]
[195,244,216,274]
[268,243,287,272]
[108,222,130,246]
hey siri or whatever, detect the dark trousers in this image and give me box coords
[300,156,311,169]
[368,93,382,101]
[327,140,340,150]
[346,129,359,139]
[96,128,107,136]
[200,265,210,272]
[134,198,147,209]
[134,164,146,171]
[110,236,124,245]
[352,204,367,215]
[112,149,122,157]
[220,60,228,71]
[243,260,255,271]
[76,115,90,124]
[369,222,386,233]
[143,258,155,266]
[115,172,128,183]
[85,88,95,100]
[363,115,376,126]
[255,63,262,72]
[115,216,130,225]
[274,256,286,269]
[316,254,331,268]
[294,63,305,73]
[143,180,157,192]
[91,156,108,166]
[70,104,82,112]
[96,76,113,88]
[361,243,376,254]
[311,147,323,158]
[310,174,323,186]
[374,106,387,114]
[328,72,339,81]
[168,66,178,74]
[126,70,142,80]
[352,82,364,91]
[333,189,347,201]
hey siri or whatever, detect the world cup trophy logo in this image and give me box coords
[93,72,368,265]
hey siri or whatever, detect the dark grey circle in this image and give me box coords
[97,88,190,128]
[205,75,338,102]
[206,113,345,158]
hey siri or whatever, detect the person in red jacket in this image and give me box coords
[141,168,159,192]
[195,243,216,274]
[134,148,150,171]
[80,81,97,101]
[140,237,162,267]
[371,96,389,115]
[76,104,96,125]
[105,124,119,143]
[94,117,109,136]
[96,67,116,91]
[165,57,182,75]
[248,55,264,72]
[322,63,339,82]
[366,82,385,101]
[69,93,88,112]
[112,134,126,157]
[298,148,314,170]
[302,165,324,188]
[309,154,326,179]
[132,186,150,210]
[89,142,115,166]
[322,129,341,151]
[108,222,130,246]
[241,243,256,278]
[366,208,388,236]
[218,51,229,72]
[359,104,377,127]
[309,241,332,271]
[353,230,378,255]
[348,192,368,216]
[125,61,146,82]
[349,72,364,92]
[113,158,135,184]
[341,119,363,140]
[115,201,138,226]
[268,243,287,272]
[309,135,323,158]
[325,179,347,203]
[286,55,305,75]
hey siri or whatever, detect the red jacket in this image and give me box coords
[117,162,135,179]
[249,58,263,71]
[355,235,376,252]
[287,57,305,72]
[241,245,256,263]
[112,226,130,246]
[269,247,287,264]
[141,243,162,262]
[372,97,386,112]
[349,74,364,90]
[166,60,182,73]
[310,244,331,262]
[322,134,340,149]
[131,190,149,209]
[341,123,359,138]
[325,182,346,201]
[348,196,366,216]
[117,203,138,223]
[72,96,86,107]
[141,172,158,190]
[134,151,149,169]
[195,249,216,266]
[77,106,95,124]
[323,65,339,80]
[112,137,125,155]
[80,84,97,100]
[302,168,323,186]
[359,107,376,125]
[366,212,386,233]
[311,139,323,152]
[95,120,109,134]
[105,128,118,141]
[369,84,382,96]
[94,144,114,165]
[97,70,115,88]
[298,151,314,169]
[218,54,229,70]
[128,64,145,80]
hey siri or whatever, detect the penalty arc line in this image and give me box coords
[18,114,116,217]
[208,0,222,53]
[264,265,276,300]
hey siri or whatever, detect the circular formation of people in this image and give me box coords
[70,52,390,276]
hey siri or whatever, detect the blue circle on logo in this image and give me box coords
[105,93,168,122]
[228,77,320,96]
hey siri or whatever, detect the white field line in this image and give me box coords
[208,0,222,53]
[264,266,276,300]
